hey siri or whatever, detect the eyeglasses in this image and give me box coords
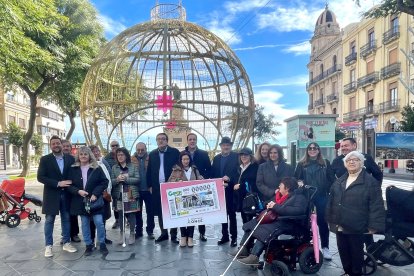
[156,137,167,141]
[111,144,119,148]
[308,147,319,151]
[346,158,361,163]
[136,149,145,152]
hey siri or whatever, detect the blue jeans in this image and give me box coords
[81,214,105,246]
[44,193,71,246]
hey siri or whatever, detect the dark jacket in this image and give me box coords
[67,165,108,216]
[243,188,308,243]
[256,160,294,202]
[37,153,75,215]
[146,146,180,216]
[211,151,240,212]
[104,152,117,169]
[331,153,383,184]
[325,169,385,234]
[184,146,212,179]
[294,159,335,196]
[233,162,259,212]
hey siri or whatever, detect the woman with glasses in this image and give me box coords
[111,147,140,246]
[294,142,335,260]
[326,151,385,276]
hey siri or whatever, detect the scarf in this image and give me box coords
[275,191,289,205]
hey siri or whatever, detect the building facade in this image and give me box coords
[307,6,414,160]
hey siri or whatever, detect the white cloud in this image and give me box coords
[254,90,307,144]
[234,44,280,51]
[254,75,308,88]
[283,41,311,55]
[98,14,127,38]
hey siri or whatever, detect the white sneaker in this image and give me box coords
[62,242,77,253]
[322,247,332,260]
[44,245,53,257]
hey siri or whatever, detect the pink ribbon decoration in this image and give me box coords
[311,213,320,263]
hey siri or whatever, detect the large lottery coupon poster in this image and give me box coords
[160,178,227,228]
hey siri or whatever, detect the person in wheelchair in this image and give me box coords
[237,177,308,265]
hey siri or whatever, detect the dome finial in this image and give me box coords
[325,1,329,9]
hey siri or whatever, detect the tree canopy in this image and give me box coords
[398,101,414,131]
[356,0,414,17]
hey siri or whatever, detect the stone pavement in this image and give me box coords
[0,181,413,276]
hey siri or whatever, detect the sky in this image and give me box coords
[69,0,381,147]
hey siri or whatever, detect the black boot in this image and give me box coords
[84,244,94,256]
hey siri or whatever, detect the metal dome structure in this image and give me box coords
[80,2,255,152]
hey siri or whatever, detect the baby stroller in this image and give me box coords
[366,186,414,274]
[257,185,323,275]
[0,178,42,228]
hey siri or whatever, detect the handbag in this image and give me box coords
[103,190,112,202]
[242,181,264,215]
[256,209,278,224]
[84,196,104,213]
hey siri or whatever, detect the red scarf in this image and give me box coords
[275,192,289,205]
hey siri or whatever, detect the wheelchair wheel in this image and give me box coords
[298,247,323,274]
[6,214,21,228]
[270,260,291,275]
[362,252,377,275]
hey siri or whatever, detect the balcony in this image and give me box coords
[379,99,400,113]
[307,64,342,88]
[344,81,357,94]
[360,40,377,59]
[380,62,401,80]
[343,105,380,122]
[345,52,357,66]
[326,93,338,103]
[314,98,324,107]
[383,26,400,45]
[357,72,380,88]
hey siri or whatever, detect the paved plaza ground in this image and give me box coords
[0,179,413,276]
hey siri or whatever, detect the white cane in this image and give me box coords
[220,209,270,276]
[121,182,126,248]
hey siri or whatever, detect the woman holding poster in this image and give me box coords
[168,151,203,247]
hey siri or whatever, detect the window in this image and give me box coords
[332,81,337,94]
[320,88,324,104]
[18,118,25,128]
[389,82,398,106]
[8,115,16,124]
[350,41,356,53]
[368,28,375,47]
[350,96,356,111]
[350,69,356,83]
[389,48,398,64]
[367,60,374,74]
[391,16,399,32]
[310,71,313,80]
[333,55,337,67]
[332,108,337,114]
[320,64,324,75]
[367,90,374,113]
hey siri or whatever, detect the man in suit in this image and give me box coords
[147,133,180,243]
[131,142,155,240]
[184,133,212,242]
[61,139,81,243]
[185,133,211,242]
[211,137,239,247]
[38,135,77,257]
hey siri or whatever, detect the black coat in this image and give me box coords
[184,146,212,178]
[331,153,383,184]
[294,159,335,196]
[211,151,240,212]
[37,153,75,215]
[256,161,294,202]
[233,162,259,212]
[325,169,385,234]
[243,188,308,243]
[146,146,180,216]
[67,165,108,216]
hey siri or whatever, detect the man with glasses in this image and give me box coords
[131,142,155,240]
[105,140,120,229]
[147,133,180,243]
[184,133,212,242]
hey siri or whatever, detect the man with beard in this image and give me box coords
[131,142,155,239]
[38,135,77,257]
[184,133,211,242]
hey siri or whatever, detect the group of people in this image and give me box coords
[37,134,385,276]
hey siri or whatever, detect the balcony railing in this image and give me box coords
[380,62,401,80]
[344,81,357,94]
[343,105,380,122]
[326,93,338,102]
[360,40,377,58]
[357,72,380,88]
[307,64,342,88]
[379,99,400,113]
[314,98,324,107]
[383,26,400,44]
[345,52,357,66]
